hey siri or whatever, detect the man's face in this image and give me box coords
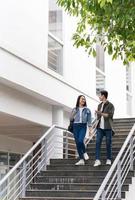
[98,94,104,101]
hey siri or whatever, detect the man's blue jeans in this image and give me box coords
[73,123,87,159]
[95,128,112,160]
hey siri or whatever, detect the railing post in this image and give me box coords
[21,161,26,197]
[130,136,134,171]
[117,161,121,199]
[41,138,47,171]
[101,189,106,200]
[65,131,68,159]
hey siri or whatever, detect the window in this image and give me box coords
[96,42,105,95]
[96,70,105,95]
[9,153,21,167]
[126,65,132,116]
[48,34,63,74]
[96,44,105,72]
[48,0,63,74]
[0,152,8,166]
[126,65,131,92]
[49,0,62,40]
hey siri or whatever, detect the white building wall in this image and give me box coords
[0,84,52,126]
[0,0,48,68]
[105,56,127,117]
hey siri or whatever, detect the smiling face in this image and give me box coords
[98,94,104,101]
[79,96,86,107]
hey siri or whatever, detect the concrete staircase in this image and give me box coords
[20,118,135,200]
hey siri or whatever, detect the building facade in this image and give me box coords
[0,0,135,176]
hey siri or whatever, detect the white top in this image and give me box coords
[79,107,84,123]
[99,103,104,129]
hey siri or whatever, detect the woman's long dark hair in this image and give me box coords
[76,95,87,108]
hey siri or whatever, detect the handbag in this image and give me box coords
[112,129,115,136]
[68,120,74,133]
[68,108,77,133]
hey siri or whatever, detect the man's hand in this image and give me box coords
[95,110,109,118]
[95,110,102,116]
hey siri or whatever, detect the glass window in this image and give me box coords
[9,153,21,167]
[49,0,62,40]
[48,35,63,74]
[0,152,8,166]
[96,70,105,95]
[96,44,105,72]
[126,66,131,92]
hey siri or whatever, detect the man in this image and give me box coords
[94,90,115,167]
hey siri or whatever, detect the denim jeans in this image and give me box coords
[73,123,87,159]
[95,128,112,160]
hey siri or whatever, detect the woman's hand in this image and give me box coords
[89,127,94,136]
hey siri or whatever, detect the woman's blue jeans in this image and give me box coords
[73,123,87,159]
[96,128,112,160]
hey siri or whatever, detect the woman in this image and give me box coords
[70,95,92,165]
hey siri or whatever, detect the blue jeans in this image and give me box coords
[95,128,112,160]
[73,123,87,159]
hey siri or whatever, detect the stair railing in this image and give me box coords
[0,125,77,200]
[94,123,135,200]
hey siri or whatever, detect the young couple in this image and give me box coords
[69,90,115,166]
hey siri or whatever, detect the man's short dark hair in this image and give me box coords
[100,90,108,99]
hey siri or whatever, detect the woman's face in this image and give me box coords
[79,96,86,106]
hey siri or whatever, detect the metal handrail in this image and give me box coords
[0,124,78,200]
[0,125,55,187]
[94,123,135,200]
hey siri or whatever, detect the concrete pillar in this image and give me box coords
[52,106,64,158]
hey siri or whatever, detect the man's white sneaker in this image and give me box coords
[106,159,111,165]
[75,159,85,166]
[94,160,101,167]
[83,153,89,160]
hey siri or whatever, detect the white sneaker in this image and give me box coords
[94,160,101,167]
[75,159,85,166]
[83,153,89,160]
[106,159,111,165]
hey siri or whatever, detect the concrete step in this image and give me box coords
[39,170,110,177]
[46,164,112,171]
[35,176,106,183]
[26,190,97,198]
[30,182,129,191]
[39,170,134,177]
[86,147,124,152]
[87,142,125,148]
[30,183,101,191]
[20,197,93,200]
[86,150,120,155]
[50,159,112,165]
[113,118,135,122]
[26,189,126,198]
[47,163,135,171]
[35,175,132,184]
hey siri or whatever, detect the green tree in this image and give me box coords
[57,0,135,64]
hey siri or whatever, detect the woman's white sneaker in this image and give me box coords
[75,159,85,165]
[106,159,111,165]
[94,160,101,167]
[83,153,89,160]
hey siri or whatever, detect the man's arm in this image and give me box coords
[95,104,114,118]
